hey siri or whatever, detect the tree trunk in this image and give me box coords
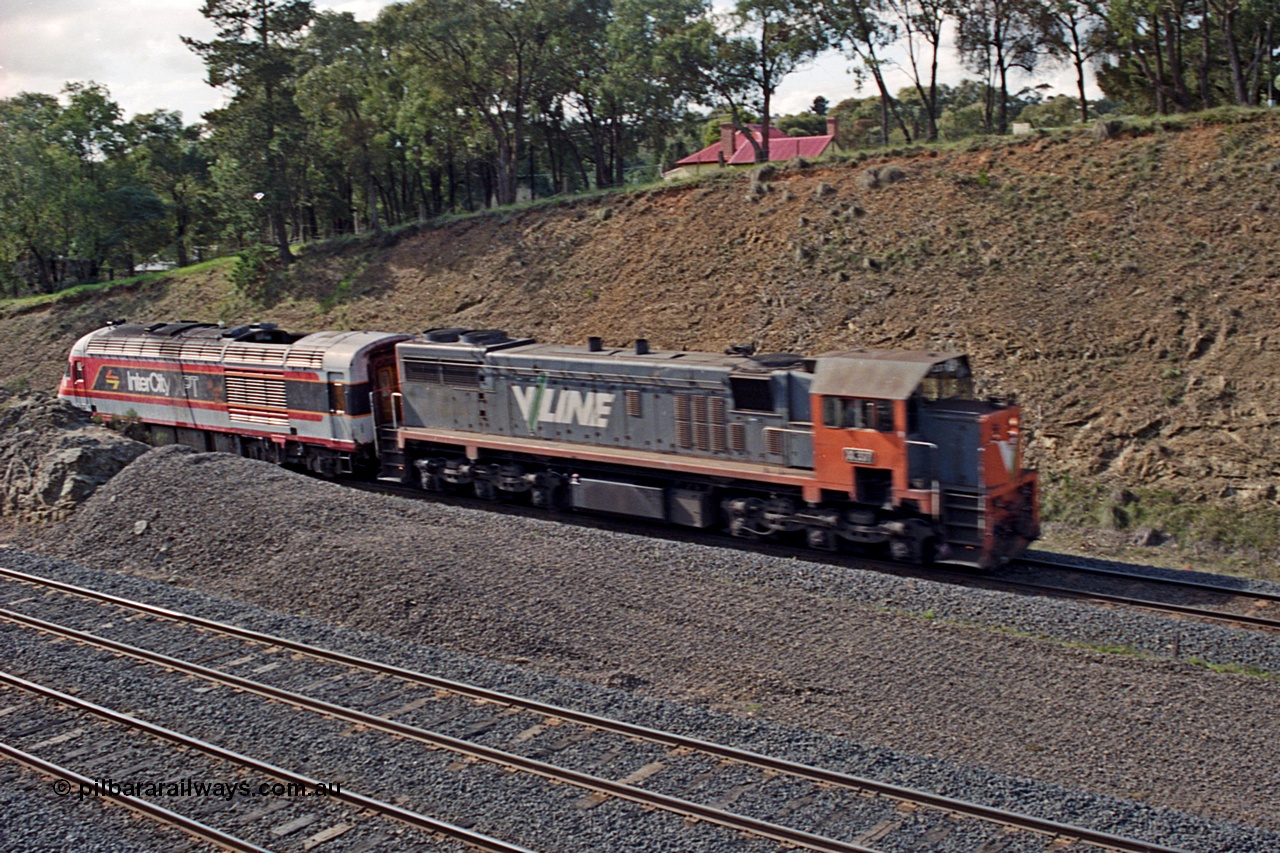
[1223,9,1249,105]
[174,210,189,268]
[870,64,912,143]
[1165,8,1189,110]
[996,49,1009,134]
[1199,0,1214,108]
[1152,14,1168,113]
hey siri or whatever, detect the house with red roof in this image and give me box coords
[663,118,842,179]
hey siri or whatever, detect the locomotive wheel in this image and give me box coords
[474,479,498,501]
[805,527,837,551]
[889,534,937,565]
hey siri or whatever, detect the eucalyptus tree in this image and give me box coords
[953,0,1051,133]
[814,0,913,144]
[542,0,711,188]
[184,0,316,264]
[697,0,828,162]
[1099,0,1190,112]
[1042,0,1108,121]
[0,94,75,293]
[296,11,397,234]
[884,0,948,139]
[125,110,212,268]
[381,0,563,207]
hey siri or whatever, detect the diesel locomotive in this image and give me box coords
[58,321,1039,568]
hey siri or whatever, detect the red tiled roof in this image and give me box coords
[727,134,834,165]
[674,124,832,167]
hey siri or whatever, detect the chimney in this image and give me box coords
[635,338,650,355]
[826,116,839,137]
[720,123,736,160]
[588,336,603,352]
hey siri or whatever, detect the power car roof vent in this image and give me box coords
[749,353,805,369]
[423,328,468,343]
[460,330,509,346]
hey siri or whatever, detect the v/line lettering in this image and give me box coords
[512,384,615,429]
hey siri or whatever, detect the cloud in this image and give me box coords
[0,0,384,122]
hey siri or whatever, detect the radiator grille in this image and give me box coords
[764,427,785,456]
[440,363,481,388]
[403,359,481,388]
[674,393,692,448]
[728,422,746,452]
[158,340,185,359]
[694,422,710,451]
[228,407,290,426]
[225,373,288,410]
[675,392,729,452]
[403,360,437,383]
[86,338,146,357]
[284,348,326,369]
[710,423,727,452]
[625,389,642,418]
[675,419,693,448]
[223,343,288,367]
[180,340,226,361]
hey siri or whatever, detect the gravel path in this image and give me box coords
[14,445,1280,838]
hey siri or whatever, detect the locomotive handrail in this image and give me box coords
[905,439,940,514]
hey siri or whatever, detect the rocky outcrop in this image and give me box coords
[0,391,149,522]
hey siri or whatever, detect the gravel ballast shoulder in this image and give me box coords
[17,445,1280,836]
[2,549,1276,853]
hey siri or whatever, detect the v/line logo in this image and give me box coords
[512,383,615,429]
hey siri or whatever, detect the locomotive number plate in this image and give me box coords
[843,448,876,465]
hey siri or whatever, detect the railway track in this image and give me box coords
[982,555,1280,632]
[0,564,1188,853]
[0,674,527,853]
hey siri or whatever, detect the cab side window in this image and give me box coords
[822,397,894,431]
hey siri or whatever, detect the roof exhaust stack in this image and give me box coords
[635,338,650,355]
[588,336,603,352]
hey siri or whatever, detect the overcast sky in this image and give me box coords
[0,0,1090,125]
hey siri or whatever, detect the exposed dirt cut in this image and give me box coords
[4,114,1280,556]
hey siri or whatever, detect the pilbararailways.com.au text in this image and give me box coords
[52,777,342,801]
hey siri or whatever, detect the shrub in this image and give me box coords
[229,244,276,299]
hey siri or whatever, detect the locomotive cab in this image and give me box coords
[810,350,1038,568]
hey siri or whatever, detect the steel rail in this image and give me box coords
[1,608,882,853]
[0,738,272,853]
[0,670,538,853]
[958,564,1280,632]
[0,566,1189,853]
[1018,555,1280,604]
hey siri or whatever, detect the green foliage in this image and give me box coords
[229,244,278,299]
[1042,472,1280,560]
[1187,658,1276,680]
[185,0,315,265]
[0,84,204,298]
[702,109,760,147]
[2,0,1278,281]
[776,111,829,136]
